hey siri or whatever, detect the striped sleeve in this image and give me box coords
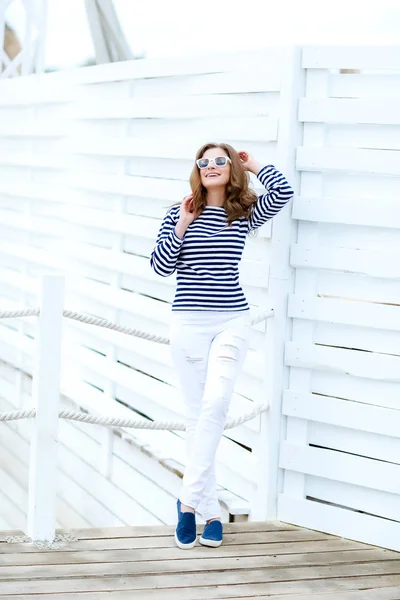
[248,165,294,231]
[150,208,183,277]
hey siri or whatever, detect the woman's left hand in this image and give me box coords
[238,151,263,176]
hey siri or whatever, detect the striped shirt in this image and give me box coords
[150,164,294,311]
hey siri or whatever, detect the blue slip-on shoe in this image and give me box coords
[199,519,223,548]
[175,499,197,550]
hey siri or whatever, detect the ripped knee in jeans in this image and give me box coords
[218,338,244,365]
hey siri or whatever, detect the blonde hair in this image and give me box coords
[188,142,257,225]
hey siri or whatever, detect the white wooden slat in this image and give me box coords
[326,123,400,152]
[299,98,400,125]
[330,73,400,99]
[297,146,400,176]
[279,442,400,495]
[283,65,324,506]
[318,271,400,308]
[302,45,400,70]
[44,48,284,84]
[312,370,400,413]
[70,115,277,144]
[291,243,400,279]
[0,181,70,204]
[288,294,400,332]
[0,123,66,137]
[0,152,66,170]
[314,320,400,357]
[292,195,400,229]
[282,390,400,438]
[278,495,400,552]
[0,490,25,531]
[309,421,400,467]
[307,476,400,524]
[285,341,400,382]
[129,71,281,96]
[68,93,273,121]
[0,79,73,106]
[68,129,278,158]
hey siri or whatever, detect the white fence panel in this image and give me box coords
[279,45,400,551]
[0,48,292,529]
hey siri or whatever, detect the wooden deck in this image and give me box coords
[1,521,400,599]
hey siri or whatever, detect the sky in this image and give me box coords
[4,0,400,69]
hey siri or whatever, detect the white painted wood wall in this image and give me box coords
[0,47,293,532]
[0,45,399,552]
[278,46,400,552]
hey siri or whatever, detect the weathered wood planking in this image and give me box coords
[0,522,399,598]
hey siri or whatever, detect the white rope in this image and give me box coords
[0,307,273,345]
[0,307,271,429]
[0,403,268,430]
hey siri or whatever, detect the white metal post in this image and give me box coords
[27,275,64,543]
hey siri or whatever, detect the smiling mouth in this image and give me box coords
[206,173,220,178]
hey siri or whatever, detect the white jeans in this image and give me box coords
[170,310,250,521]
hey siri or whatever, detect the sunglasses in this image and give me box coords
[196,156,232,169]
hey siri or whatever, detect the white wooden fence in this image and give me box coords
[279,46,400,552]
[0,47,293,536]
[0,44,399,552]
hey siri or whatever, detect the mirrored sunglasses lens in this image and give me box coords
[197,159,209,169]
[214,157,228,166]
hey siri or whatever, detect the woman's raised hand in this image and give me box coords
[179,194,198,224]
[238,151,263,176]
[175,194,198,239]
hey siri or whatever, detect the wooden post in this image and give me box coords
[27,275,64,543]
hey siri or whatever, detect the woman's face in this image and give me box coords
[199,147,231,190]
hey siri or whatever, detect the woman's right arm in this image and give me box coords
[150,209,183,277]
[150,196,196,277]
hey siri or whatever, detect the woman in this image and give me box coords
[150,142,294,549]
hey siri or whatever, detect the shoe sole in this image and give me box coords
[199,535,222,548]
[174,532,196,550]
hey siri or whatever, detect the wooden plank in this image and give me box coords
[302,45,400,69]
[282,390,400,438]
[292,195,400,229]
[2,563,400,594]
[299,98,400,125]
[0,539,371,565]
[0,527,344,554]
[285,341,400,382]
[3,580,400,599]
[44,48,283,84]
[67,94,273,120]
[278,495,400,552]
[296,147,400,177]
[2,549,400,581]
[291,243,400,280]
[330,73,400,99]
[280,442,400,496]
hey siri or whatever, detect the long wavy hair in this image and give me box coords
[188,142,258,225]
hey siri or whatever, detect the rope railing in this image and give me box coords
[0,304,272,430]
[0,307,273,345]
[0,403,268,430]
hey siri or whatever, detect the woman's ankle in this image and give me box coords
[180,502,195,513]
[206,517,221,524]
